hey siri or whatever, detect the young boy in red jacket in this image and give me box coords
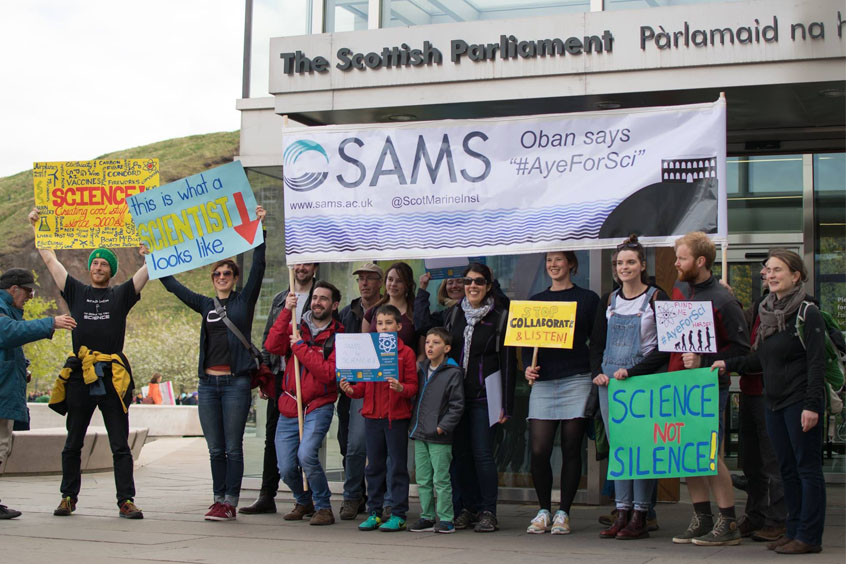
[339,304,417,532]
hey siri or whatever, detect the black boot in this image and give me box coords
[239,494,277,514]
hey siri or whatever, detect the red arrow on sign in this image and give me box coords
[233,192,260,244]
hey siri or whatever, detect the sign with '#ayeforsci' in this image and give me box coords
[655,300,716,353]
[33,159,160,249]
[282,99,726,264]
[126,161,263,279]
[335,332,399,382]
[503,300,578,349]
[607,368,719,480]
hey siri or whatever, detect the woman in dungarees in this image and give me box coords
[591,234,670,540]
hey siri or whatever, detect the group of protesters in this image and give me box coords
[0,206,829,555]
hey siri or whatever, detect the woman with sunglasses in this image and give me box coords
[362,262,419,354]
[160,206,266,521]
[523,251,599,535]
[444,262,516,533]
[589,235,669,540]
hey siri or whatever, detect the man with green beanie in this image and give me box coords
[28,208,150,520]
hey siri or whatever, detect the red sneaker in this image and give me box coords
[205,502,236,521]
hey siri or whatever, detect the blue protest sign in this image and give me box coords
[424,256,486,280]
[335,332,399,382]
[126,161,264,279]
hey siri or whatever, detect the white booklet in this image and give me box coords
[485,370,503,427]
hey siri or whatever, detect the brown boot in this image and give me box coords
[617,510,649,540]
[283,502,315,521]
[309,507,335,526]
[599,508,628,538]
[767,536,792,551]
[775,540,822,554]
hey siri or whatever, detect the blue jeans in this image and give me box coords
[342,397,367,500]
[364,418,410,519]
[765,401,825,546]
[276,403,334,510]
[198,374,252,506]
[598,386,656,511]
[452,401,498,515]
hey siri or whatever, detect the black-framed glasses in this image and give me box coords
[463,276,487,286]
[213,271,234,279]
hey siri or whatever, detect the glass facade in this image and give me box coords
[726,155,804,233]
[814,153,846,328]
[326,0,369,32]
[381,0,589,28]
[249,0,313,97]
[605,0,741,10]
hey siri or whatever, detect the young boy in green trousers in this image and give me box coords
[408,327,465,533]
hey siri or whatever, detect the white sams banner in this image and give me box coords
[283,100,726,263]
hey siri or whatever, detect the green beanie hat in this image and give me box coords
[88,248,118,276]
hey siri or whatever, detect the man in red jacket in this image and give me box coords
[264,281,343,526]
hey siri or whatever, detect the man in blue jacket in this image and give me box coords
[0,268,76,519]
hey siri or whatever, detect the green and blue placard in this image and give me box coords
[607,367,719,480]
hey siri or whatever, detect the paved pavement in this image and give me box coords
[1,437,843,563]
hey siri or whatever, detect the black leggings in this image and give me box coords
[529,418,587,513]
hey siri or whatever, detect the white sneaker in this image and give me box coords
[551,510,571,535]
[527,509,551,534]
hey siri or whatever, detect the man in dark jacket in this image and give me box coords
[669,232,749,547]
[0,269,76,519]
[265,281,343,526]
[240,263,317,514]
[337,262,383,519]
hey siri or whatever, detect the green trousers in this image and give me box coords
[414,439,454,522]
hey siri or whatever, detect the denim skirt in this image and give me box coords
[527,373,592,421]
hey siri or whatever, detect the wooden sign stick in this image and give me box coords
[529,347,538,387]
[288,266,307,491]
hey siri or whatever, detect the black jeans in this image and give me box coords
[452,401,499,515]
[61,372,135,504]
[765,401,826,546]
[739,393,786,528]
[258,373,282,496]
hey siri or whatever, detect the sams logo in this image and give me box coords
[284,140,329,191]
[335,131,491,188]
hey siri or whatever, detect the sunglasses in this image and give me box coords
[213,271,234,279]
[462,276,488,286]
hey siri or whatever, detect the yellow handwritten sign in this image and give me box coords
[504,300,578,349]
[33,159,160,249]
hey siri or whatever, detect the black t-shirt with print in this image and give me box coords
[204,297,232,369]
[62,275,140,354]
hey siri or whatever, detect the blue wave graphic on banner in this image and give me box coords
[285,201,622,255]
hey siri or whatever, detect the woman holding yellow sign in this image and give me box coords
[590,235,670,540]
[523,251,599,535]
